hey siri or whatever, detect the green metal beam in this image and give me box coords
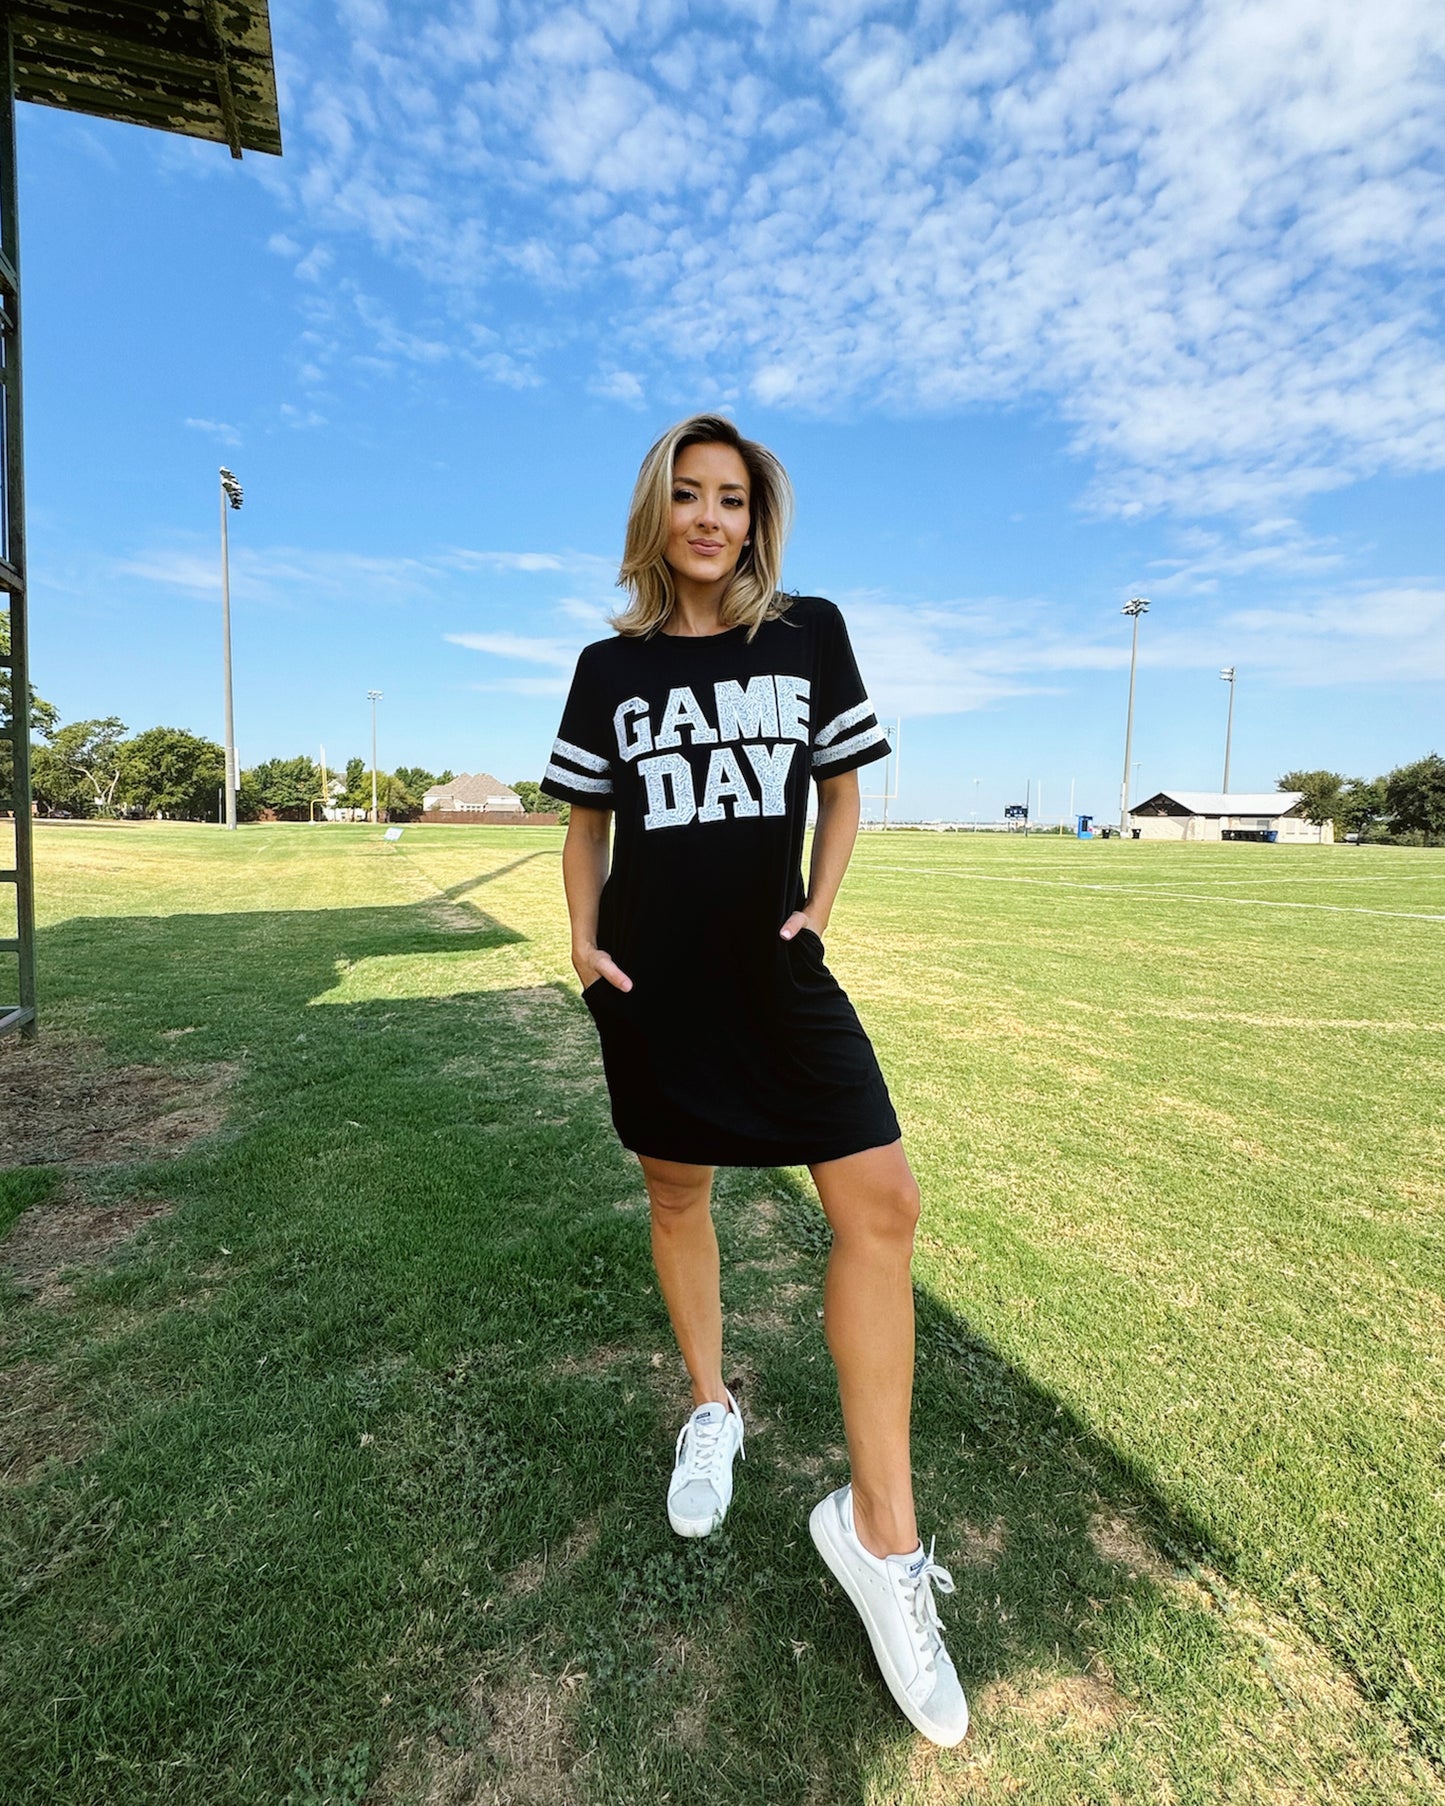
[0,16,34,1040]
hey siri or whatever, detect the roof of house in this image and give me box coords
[422,773,523,806]
[1133,790,1305,817]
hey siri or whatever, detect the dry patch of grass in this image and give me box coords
[0,1035,235,1301]
[377,1672,589,1806]
[0,1356,94,1484]
[0,1034,235,1168]
[475,1673,586,1805]
[1087,1512,1182,1589]
[1,1177,173,1303]
[503,1513,603,1600]
[957,1517,1008,1567]
[979,1668,1131,1736]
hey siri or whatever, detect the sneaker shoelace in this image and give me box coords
[897,1537,956,1680]
[674,1404,743,1490]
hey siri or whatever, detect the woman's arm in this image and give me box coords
[780,768,862,940]
[562,805,633,991]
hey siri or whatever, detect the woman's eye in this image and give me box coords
[672,488,696,502]
[723,496,745,508]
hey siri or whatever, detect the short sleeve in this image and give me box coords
[544,646,617,809]
[811,603,890,778]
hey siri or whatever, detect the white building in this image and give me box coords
[1129,790,1332,844]
[421,773,525,814]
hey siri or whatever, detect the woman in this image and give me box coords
[544,415,967,1748]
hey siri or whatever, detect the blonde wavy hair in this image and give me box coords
[611,415,795,641]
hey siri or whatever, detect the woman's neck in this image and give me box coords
[665,575,730,637]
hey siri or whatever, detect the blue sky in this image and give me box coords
[21,0,1445,822]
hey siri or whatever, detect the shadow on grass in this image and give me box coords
[437,848,555,902]
[0,897,1405,1805]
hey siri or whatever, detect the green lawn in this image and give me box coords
[2,822,1443,1805]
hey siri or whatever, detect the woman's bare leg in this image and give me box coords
[809,1139,922,1560]
[637,1153,729,1411]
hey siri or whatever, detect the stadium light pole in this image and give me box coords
[1220,666,1236,792]
[1119,596,1150,834]
[368,689,383,823]
[218,467,244,830]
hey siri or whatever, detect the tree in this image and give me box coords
[236,771,265,823]
[1341,776,1388,837]
[372,772,420,822]
[30,742,93,816]
[340,756,371,813]
[247,755,322,820]
[0,615,59,739]
[1383,753,1445,841]
[1278,769,1348,831]
[511,779,568,822]
[394,766,438,798]
[44,717,128,815]
[117,727,226,820]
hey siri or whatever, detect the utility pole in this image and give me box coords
[1220,667,1236,792]
[368,690,383,823]
[218,467,243,829]
[868,720,900,829]
[1119,596,1149,834]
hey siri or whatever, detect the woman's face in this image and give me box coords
[665,441,752,591]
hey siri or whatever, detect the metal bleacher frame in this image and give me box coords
[0,0,280,1042]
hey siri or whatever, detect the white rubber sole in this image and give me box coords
[809,1490,969,1747]
[668,1500,723,1538]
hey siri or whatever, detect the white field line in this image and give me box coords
[1125,1006,1445,1033]
[861,863,1434,887]
[865,866,1445,923]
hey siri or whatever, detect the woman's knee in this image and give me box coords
[639,1157,714,1220]
[833,1169,921,1244]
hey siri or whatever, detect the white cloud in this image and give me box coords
[589,368,645,404]
[266,0,1445,521]
[445,630,581,666]
[830,571,1445,719]
[184,417,242,447]
[118,542,438,607]
[468,675,571,696]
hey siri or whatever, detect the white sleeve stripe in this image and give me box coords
[544,762,613,795]
[812,723,889,767]
[815,697,876,747]
[552,735,610,774]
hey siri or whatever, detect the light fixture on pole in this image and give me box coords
[218,467,244,831]
[1118,596,1150,834]
[368,690,383,823]
[1219,666,1236,793]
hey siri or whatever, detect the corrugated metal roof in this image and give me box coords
[1135,791,1305,816]
[12,1,282,158]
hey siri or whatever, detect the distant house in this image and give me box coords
[1129,790,1332,844]
[422,773,525,814]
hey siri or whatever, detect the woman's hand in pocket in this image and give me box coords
[573,944,633,992]
[779,909,824,942]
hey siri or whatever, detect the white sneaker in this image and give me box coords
[809,1483,969,1746]
[666,1388,745,1537]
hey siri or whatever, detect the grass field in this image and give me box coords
[2,821,1443,1805]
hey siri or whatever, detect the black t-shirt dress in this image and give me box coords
[545,594,901,1168]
